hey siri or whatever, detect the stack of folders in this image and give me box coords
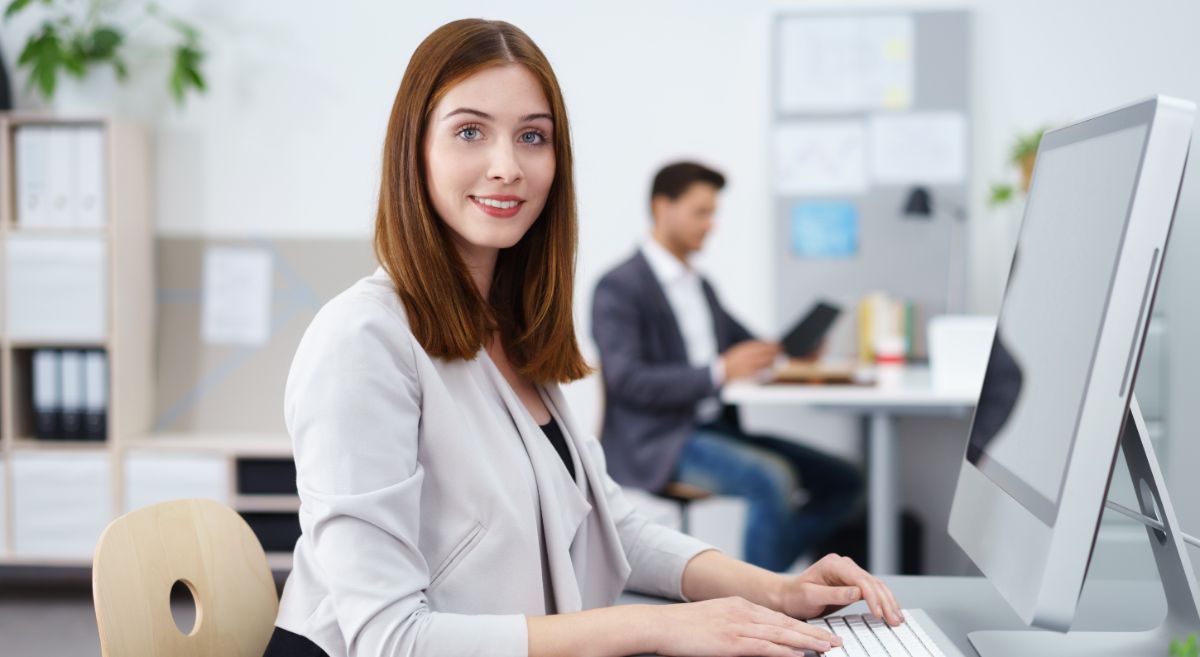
[32,349,108,441]
[13,125,107,228]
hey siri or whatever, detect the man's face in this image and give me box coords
[653,182,718,255]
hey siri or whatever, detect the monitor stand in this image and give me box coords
[969,397,1200,656]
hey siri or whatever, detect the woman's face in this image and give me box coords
[424,64,556,265]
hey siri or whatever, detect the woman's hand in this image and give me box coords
[649,596,844,656]
[778,553,903,626]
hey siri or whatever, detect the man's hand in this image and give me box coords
[720,340,781,381]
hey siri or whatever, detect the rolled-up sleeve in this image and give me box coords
[286,296,528,657]
[582,437,718,601]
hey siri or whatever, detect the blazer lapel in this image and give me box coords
[632,252,690,362]
[541,385,632,610]
[477,350,594,612]
[700,279,732,351]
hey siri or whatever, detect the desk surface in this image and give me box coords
[621,575,1166,656]
[724,365,978,410]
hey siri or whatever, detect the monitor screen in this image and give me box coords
[966,119,1151,524]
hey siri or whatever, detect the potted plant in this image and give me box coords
[1172,634,1199,657]
[988,126,1048,207]
[3,0,206,107]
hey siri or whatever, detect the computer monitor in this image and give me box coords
[948,95,1197,655]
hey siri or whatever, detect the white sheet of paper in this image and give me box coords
[869,112,967,185]
[778,15,915,113]
[775,121,868,195]
[202,246,273,346]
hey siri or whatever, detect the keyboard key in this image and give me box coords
[846,616,889,655]
[807,619,848,657]
[891,615,936,657]
[826,617,871,657]
[865,614,912,656]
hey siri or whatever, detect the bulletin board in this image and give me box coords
[771,10,972,358]
[153,237,376,434]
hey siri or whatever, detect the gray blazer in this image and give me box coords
[274,268,713,657]
[592,251,754,493]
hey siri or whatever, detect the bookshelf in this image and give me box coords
[0,113,153,565]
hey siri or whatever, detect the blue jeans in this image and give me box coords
[673,420,863,572]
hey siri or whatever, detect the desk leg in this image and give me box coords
[868,412,899,575]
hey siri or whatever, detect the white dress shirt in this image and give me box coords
[640,238,724,423]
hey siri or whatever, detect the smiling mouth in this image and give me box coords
[469,195,525,218]
[470,196,522,209]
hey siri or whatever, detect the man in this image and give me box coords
[592,161,862,572]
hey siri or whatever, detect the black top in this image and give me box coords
[540,417,575,480]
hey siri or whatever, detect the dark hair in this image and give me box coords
[373,18,589,384]
[650,161,726,202]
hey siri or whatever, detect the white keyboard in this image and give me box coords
[804,610,951,657]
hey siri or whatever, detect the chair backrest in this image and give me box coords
[92,498,279,657]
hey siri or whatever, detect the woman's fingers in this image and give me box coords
[826,556,904,624]
[753,604,841,644]
[741,623,836,654]
[803,583,862,610]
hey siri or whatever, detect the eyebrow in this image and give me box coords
[441,108,553,123]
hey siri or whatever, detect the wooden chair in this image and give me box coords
[658,481,714,535]
[92,498,279,657]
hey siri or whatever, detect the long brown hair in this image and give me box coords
[374,19,589,384]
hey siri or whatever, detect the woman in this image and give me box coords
[265,18,901,657]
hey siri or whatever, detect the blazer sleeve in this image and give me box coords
[583,436,717,600]
[592,274,717,411]
[286,295,528,657]
[705,279,756,347]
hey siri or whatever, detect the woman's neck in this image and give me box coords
[453,238,499,298]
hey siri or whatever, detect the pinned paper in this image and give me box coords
[790,201,859,258]
[775,122,868,195]
[777,15,915,112]
[869,112,967,185]
[202,246,273,346]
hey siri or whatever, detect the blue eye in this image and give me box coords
[458,126,482,141]
[520,130,547,145]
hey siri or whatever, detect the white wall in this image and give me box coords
[5,0,1200,570]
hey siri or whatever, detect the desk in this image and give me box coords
[723,366,978,575]
[621,575,1166,656]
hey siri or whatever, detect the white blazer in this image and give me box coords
[274,269,714,657]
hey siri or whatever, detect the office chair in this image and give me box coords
[92,498,279,657]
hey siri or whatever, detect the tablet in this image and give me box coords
[782,301,841,358]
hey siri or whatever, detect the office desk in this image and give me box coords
[621,575,1166,656]
[723,366,978,575]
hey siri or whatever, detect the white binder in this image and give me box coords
[60,350,85,440]
[74,127,107,228]
[46,128,76,227]
[13,126,49,227]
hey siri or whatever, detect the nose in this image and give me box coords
[487,142,523,184]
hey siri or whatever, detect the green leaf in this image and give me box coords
[988,184,1014,208]
[1170,634,1200,657]
[18,22,65,99]
[4,0,34,20]
[169,41,206,104]
[1010,127,1047,163]
[88,26,123,59]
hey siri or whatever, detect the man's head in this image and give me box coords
[649,161,726,257]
